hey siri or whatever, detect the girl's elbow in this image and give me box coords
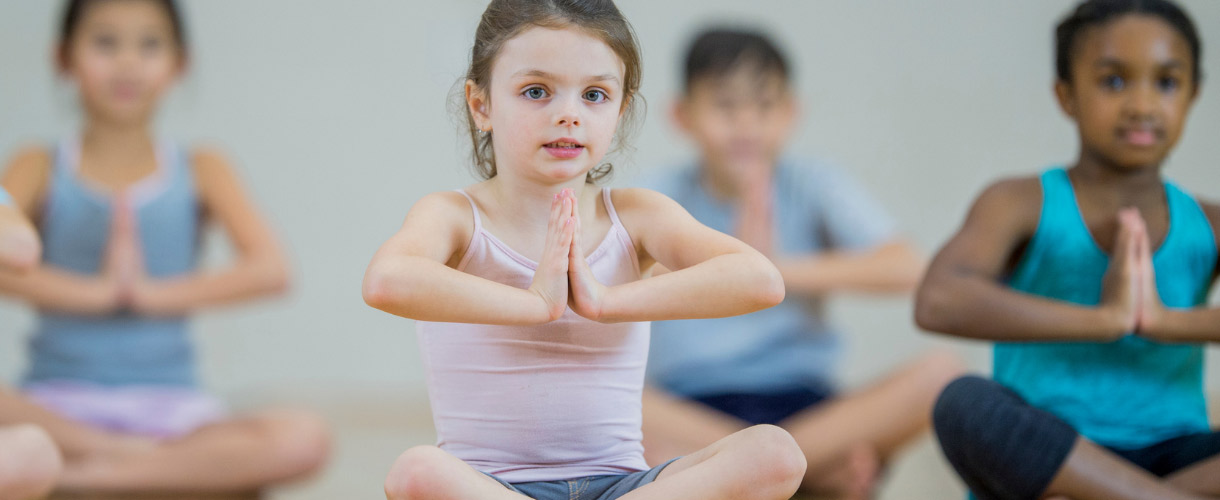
[913,284,955,333]
[361,270,391,311]
[253,257,291,297]
[362,264,406,312]
[0,228,41,273]
[755,262,786,308]
[264,263,291,296]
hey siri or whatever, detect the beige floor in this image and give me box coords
[54,391,1220,499]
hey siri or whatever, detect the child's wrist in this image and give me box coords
[1095,305,1132,340]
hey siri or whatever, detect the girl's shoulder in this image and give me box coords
[961,174,1045,238]
[972,174,1043,210]
[0,144,55,215]
[605,187,681,218]
[408,189,479,236]
[3,144,54,176]
[605,187,690,238]
[1198,199,1220,252]
[186,146,247,205]
[187,145,236,181]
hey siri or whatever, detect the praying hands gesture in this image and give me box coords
[1100,208,1171,341]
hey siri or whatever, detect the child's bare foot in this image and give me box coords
[57,433,156,491]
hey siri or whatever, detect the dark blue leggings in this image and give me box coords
[933,376,1220,500]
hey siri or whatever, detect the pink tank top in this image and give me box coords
[416,188,651,482]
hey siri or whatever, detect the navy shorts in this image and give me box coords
[1108,432,1220,477]
[693,385,835,426]
[485,458,679,500]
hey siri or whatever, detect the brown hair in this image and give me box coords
[58,0,188,68]
[459,0,643,183]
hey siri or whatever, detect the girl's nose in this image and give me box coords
[1124,82,1158,117]
[555,97,582,127]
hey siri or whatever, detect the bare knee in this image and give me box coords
[260,411,332,482]
[916,349,969,387]
[385,446,457,500]
[735,425,806,498]
[0,425,63,500]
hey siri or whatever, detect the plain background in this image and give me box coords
[0,2,1219,496]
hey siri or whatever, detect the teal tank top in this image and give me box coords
[994,168,1216,449]
[25,138,202,387]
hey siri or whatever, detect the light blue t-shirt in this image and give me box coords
[641,159,897,397]
[0,187,11,206]
[994,168,1216,449]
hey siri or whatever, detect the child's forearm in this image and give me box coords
[598,252,784,323]
[916,273,1127,342]
[1143,307,1220,343]
[774,242,924,296]
[132,257,290,317]
[0,266,118,315]
[363,255,553,325]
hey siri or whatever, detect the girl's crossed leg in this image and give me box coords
[385,425,806,500]
[937,376,1220,500]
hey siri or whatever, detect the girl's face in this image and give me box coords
[469,26,626,185]
[61,0,184,127]
[1055,15,1197,171]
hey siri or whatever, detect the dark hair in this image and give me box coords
[59,0,188,62]
[1055,0,1202,85]
[683,27,790,92]
[461,0,643,183]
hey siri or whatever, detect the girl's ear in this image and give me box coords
[1053,79,1078,119]
[670,97,691,134]
[174,51,191,80]
[54,43,71,75]
[465,79,491,132]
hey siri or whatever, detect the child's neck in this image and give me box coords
[80,120,156,166]
[1070,150,1163,197]
[485,174,595,224]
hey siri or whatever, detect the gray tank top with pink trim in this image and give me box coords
[25,138,201,387]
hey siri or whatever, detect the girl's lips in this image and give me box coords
[544,145,584,159]
[1122,129,1158,147]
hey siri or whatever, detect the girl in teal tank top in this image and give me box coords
[916,1,1220,499]
[0,0,327,492]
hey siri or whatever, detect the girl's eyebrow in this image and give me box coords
[1093,58,1186,69]
[512,68,621,85]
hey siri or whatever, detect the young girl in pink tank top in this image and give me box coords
[362,2,805,499]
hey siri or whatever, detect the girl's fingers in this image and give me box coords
[549,195,562,232]
[1112,220,1132,264]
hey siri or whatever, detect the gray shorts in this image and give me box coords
[485,458,679,500]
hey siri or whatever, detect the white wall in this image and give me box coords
[1,0,1219,398]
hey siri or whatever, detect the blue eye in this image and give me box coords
[524,87,548,100]
[584,90,608,103]
[1158,76,1180,92]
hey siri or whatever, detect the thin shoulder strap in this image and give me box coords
[454,189,483,233]
[601,187,624,228]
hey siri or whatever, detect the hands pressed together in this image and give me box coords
[527,188,609,323]
[97,196,165,315]
[1100,208,1167,341]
